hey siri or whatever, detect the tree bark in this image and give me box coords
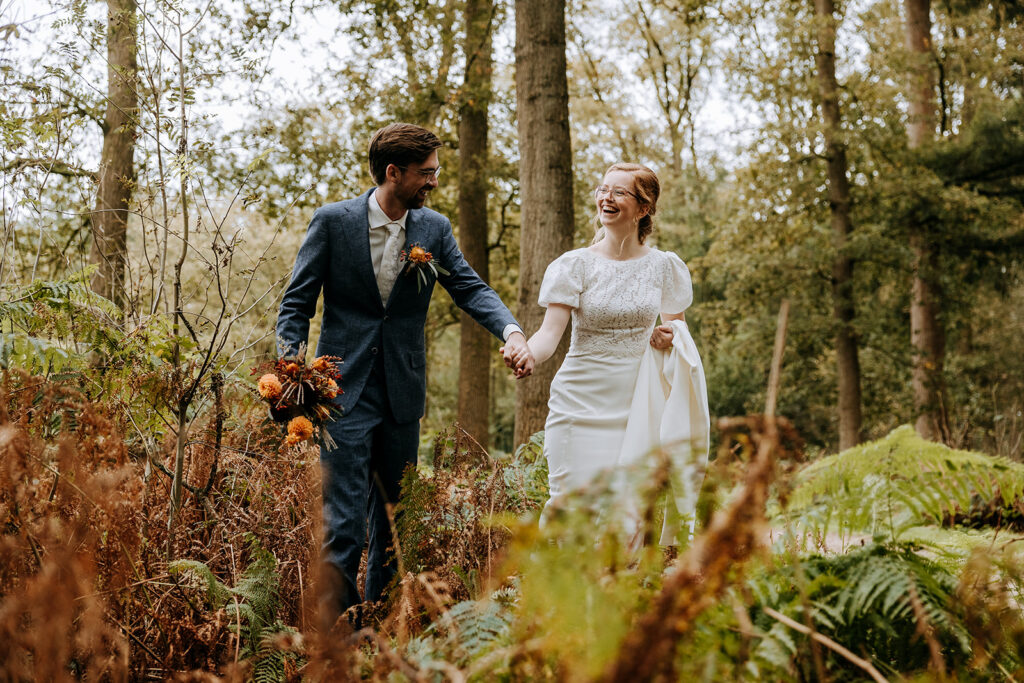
[457,0,495,450]
[513,0,575,447]
[904,0,948,442]
[89,0,137,312]
[813,0,863,451]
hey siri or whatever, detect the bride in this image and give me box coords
[508,163,701,532]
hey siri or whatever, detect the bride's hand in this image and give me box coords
[650,324,674,350]
[500,333,535,378]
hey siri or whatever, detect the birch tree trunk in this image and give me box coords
[457,0,495,449]
[813,0,863,450]
[89,0,137,312]
[513,0,574,446]
[904,0,949,442]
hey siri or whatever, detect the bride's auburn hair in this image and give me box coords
[592,162,660,245]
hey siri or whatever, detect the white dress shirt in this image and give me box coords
[367,189,522,342]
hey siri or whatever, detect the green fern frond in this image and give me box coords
[786,425,1024,540]
[249,623,301,683]
[167,559,232,607]
[743,544,972,680]
[753,621,799,673]
[228,540,282,653]
[447,599,514,658]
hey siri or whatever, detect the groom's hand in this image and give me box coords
[500,332,534,379]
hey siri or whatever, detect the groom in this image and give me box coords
[276,123,533,627]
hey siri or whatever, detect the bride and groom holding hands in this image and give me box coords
[276,122,708,625]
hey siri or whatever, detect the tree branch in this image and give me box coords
[2,157,96,179]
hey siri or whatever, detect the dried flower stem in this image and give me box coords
[763,607,889,683]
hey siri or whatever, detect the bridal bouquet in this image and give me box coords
[253,351,343,449]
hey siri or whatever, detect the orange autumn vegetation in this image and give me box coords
[0,370,318,680]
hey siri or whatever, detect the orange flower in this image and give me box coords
[284,362,302,377]
[325,379,339,398]
[408,245,430,263]
[287,416,314,441]
[258,374,283,399]
[311,356,331,372]
[285,433,303,446]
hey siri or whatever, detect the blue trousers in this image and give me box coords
[320,358,419,615]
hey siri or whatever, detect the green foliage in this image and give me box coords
[785,425,1024,542]
[387,421,1024,681]
[167,558,233,607]
[497,482,671,679]
[742,544,973,680]
[406,594,516,670]
[0,268,123,372]
[923,100,1024,203]
[502,430,550,510]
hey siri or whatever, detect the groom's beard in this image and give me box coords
[398,184,432,210]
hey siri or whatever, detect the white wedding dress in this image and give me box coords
[539,247,694,518]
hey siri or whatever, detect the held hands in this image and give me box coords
[650,324,674,350]
[500,331,535,379]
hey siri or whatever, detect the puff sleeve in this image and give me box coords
[661,251,693,314]
[538,251,583,309]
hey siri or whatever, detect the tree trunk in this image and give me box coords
[457,0,495,450]
[904,0,948,442]
[513,0,575,447]
[89,0,137,312]
[813,0,863,451]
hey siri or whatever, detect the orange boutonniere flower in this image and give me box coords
[400,242,450,292]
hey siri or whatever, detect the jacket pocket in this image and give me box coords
[407,351,426,369]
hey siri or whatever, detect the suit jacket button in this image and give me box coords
[371,347,378,354]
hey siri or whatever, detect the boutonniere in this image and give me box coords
[400,243,449,292]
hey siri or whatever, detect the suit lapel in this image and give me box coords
[350,189,384,311]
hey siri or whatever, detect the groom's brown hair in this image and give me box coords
[368,123,442,185]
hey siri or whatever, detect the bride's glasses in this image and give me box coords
[594,185,637,200]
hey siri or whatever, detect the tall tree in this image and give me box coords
[812,0,862,450]
[630,1,710,177]
[513,0,575,446]
[89,0,138,311]
[904,0,948,441]
[457,0,496,448]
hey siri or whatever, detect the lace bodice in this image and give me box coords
[539,248,692,359]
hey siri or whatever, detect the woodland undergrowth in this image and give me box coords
[4,367,1024,681]
[0,368,317,681]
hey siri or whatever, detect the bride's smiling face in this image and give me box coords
[595,170,648,229]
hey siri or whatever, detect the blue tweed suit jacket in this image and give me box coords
[277,189,517,424]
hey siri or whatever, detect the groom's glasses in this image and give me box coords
[594,185,637,200]
[397,165,442,180]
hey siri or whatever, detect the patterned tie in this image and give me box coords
[376,223,403,304]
